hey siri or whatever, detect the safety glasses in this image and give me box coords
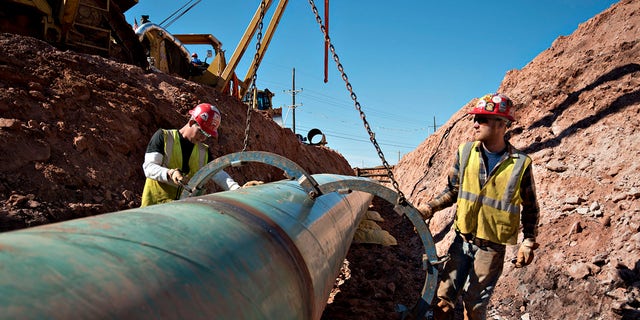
[473,116,491,124]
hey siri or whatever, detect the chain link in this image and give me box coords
[306,0,407,204]
[242,0,267,152]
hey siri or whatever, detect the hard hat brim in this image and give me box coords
[468,109,515,122]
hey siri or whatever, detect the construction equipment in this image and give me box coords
[134,0,289,111]
[0,152,439,319]
[355,165,395,184]
[0,0,148,68]
[242,88,283,122]
[0,0,282,110]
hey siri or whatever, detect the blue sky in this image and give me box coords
[125,0,619,168]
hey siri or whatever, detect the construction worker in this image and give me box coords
[141,103,259,207]
[191,53,203,66]
[418,93,540,320]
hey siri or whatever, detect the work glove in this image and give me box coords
[242,180,264,188]
[514,238,540,268]
[168,169,184,185]
[416,203,434,220]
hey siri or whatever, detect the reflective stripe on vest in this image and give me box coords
[140,130,208,207]
[163,130,208,173]
[455,141,531,245]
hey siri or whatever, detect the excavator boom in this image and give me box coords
[220,0,289,97]
[134,0,289,110]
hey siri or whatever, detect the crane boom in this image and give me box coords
[237,0,289,97]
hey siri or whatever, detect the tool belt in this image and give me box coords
[458,231,504,249]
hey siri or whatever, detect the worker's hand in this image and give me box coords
[242,180,264,188]
[514,238,540,268]
[416,203,434,220]
[168,169,184,185]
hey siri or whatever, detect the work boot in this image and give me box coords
[432,300,454,320]
[463,304,486,320]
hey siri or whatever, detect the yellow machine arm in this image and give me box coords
[221,0,289,97]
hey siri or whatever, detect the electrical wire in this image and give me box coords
[295,125,416,149]
[160,0,202,29]
[159,0,195,26]
[258,76,430,127]
[409,114,468,198]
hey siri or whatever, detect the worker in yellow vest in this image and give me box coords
[418,93,540,320]
[141,103,260,207]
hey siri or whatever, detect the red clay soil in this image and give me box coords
[0,30,422,319]
[2,0,640,319]
[0,31,352,230]
[321,197,427,320]
[394,1,640,319]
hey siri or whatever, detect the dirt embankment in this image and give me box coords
[0,32,353,230]
[394,0,640,319]
[1,1,639,319]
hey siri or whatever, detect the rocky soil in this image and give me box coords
[0,32,353,230]
[1,0,639,319]
[394,0,640,319]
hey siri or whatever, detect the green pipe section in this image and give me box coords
[0,174,372,319]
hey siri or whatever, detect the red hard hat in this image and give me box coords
[189,103,221,137]
[469,93,515,121]
[191,53,198,57]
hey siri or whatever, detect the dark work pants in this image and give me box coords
[435,233,506,320]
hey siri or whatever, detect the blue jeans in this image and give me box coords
[436,232,506,320]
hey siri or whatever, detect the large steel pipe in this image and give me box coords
[0,174,373,319]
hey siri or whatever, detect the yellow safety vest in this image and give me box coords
[141,130,208,207]
[455,141,531,245]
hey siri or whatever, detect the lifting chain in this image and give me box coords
[306,0,407,206]
[242,0,267,152]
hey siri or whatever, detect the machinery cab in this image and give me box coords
[242,88,282,124]
[242,88,274,111]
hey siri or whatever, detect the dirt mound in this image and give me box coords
[394,0,640,319]
[1,1,639,319]
[0,32,353,230]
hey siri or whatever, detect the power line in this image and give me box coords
[258,77,430,127]
[160,0,202,29]
[282,68,303,134]
[295,125,417,149]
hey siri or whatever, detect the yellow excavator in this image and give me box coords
[0,0,148,68]
[134,0,288,111]
[1,0,287,111]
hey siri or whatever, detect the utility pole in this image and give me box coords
[284,68,303,134]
